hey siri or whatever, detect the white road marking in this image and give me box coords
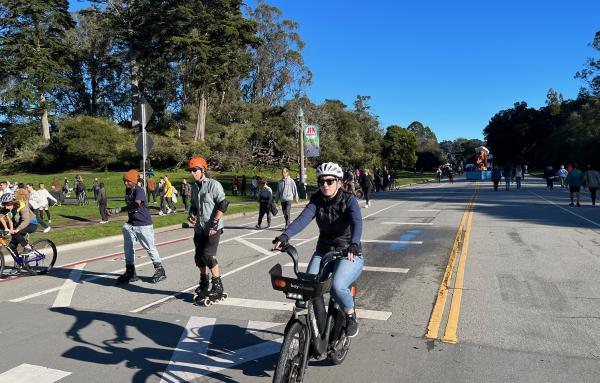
[159,316,216,383]
[283,263,409,274]
[529,190,600,228]
[362,201,406,219]
[221,297,392,321]
[131,240,279,313]
[245,320,283,335]
[52,263,86,308]
[381,222,434,226]
[240,238,422,245]
[0,364,71,383]
[133,202,408,313]
[159,316,281,382]
[10,249,194,303]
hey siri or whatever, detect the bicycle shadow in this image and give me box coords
[52,306,279,382]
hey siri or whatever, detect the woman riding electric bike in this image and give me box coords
[273,162,364,337]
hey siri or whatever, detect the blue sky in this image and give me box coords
[69,0,600,141]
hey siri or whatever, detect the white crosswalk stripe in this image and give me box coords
[0,364,71,383]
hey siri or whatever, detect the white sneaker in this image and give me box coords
[48,220,52,224]
[99,221,108,224]
[166,208,173,214]
[43,227,51,233]
[158,211,165,216]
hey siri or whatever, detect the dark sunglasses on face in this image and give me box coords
[190,167,203,173]
[317,178,337,186]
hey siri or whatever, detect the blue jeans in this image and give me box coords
[307,251,364,313]
[122,223,161,265]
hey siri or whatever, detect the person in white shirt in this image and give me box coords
[26,183,51,233]
[558,165,568,188]
[37,183,57,224]
[275,167,299,229]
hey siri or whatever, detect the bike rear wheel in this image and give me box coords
[328,331,351,365]
[273,321,308,383]
[24,239,57,275]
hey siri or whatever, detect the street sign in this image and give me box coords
[133,97,153,131]
[135,131,154,156]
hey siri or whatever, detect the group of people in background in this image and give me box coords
[543,163,600,207]
[490,164,525,191]
[0,180,56,233]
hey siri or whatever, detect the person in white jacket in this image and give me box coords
[26,183,51,233]
[37,183,57,224]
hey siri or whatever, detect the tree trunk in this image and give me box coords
[40,94,50,140]
[194,93,207,142]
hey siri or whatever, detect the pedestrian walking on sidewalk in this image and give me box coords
[37,183,57,224]
[275,167,299,229]
[181,178,192,213]
[187,157,229,304]
[491,165,502,191]
[109,169,166,284]
[558,165,568,188]
[256,179,273,229]
[98,182,108,223]
[503,165,512,191]
[544,165,555,189]
[515,165,523,190]
[359,169,375,208]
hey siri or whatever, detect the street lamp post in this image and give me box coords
[298,107,306,199]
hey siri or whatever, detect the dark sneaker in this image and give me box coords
[577,203,581,207]
[346,314,359,338]
[569,203,574,207]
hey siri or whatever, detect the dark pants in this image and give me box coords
[93,189,99,200]
[364,189,371,204]
[33,208,49,229]
[281,201,292,226]
[148,189,157,203]
[590,187,598,205]
[546,178,554,189]
[9,224,37,250]
[493,181,499,191]
[258,203,271,227]
[165,197,175,211]
[182,195,189,212]
[99,202,108,221]
[241,184,246,196]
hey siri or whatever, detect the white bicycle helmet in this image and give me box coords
[0,193,16,204]
[316,162,344,179]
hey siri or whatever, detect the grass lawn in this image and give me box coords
[6,166,433,245]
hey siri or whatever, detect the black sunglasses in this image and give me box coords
[317,178,337,186]
[190,167,204,173]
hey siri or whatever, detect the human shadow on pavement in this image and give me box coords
[53,306,280,383]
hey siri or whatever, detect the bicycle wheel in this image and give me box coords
[24,239,57,275]
[0,247,20,276]
[273,321,309,383]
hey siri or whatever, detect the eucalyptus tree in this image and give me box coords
[0,0,75,139]
[244,1,311,106]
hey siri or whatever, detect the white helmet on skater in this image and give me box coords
[316,162,344,179]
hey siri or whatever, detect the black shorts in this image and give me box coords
[570,186,581,193]
[193,229,222,263]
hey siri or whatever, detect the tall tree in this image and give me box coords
[576,30,600,96]
[244,1,311,106]
[0,0,75,139]
[169,0,258,141]
[382,125,417,169]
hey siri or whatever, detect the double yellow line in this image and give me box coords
[425,183,479,343]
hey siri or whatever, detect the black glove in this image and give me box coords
[272,233,289,249]
[347,243,359,256]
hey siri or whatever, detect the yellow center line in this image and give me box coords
[442,192,475,343]
[425,184,479,339]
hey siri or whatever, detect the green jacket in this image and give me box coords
[190,178,226,234]
[566,168,583,187]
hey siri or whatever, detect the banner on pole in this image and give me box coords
[304,124,320,158]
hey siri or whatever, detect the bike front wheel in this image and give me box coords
[273,321,309,383]
[24,239,57,275]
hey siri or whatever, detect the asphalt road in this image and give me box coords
[0,177,599,383]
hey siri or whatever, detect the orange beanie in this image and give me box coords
[123,169,139,183]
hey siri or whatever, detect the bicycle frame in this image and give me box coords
[270,246,354,380]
